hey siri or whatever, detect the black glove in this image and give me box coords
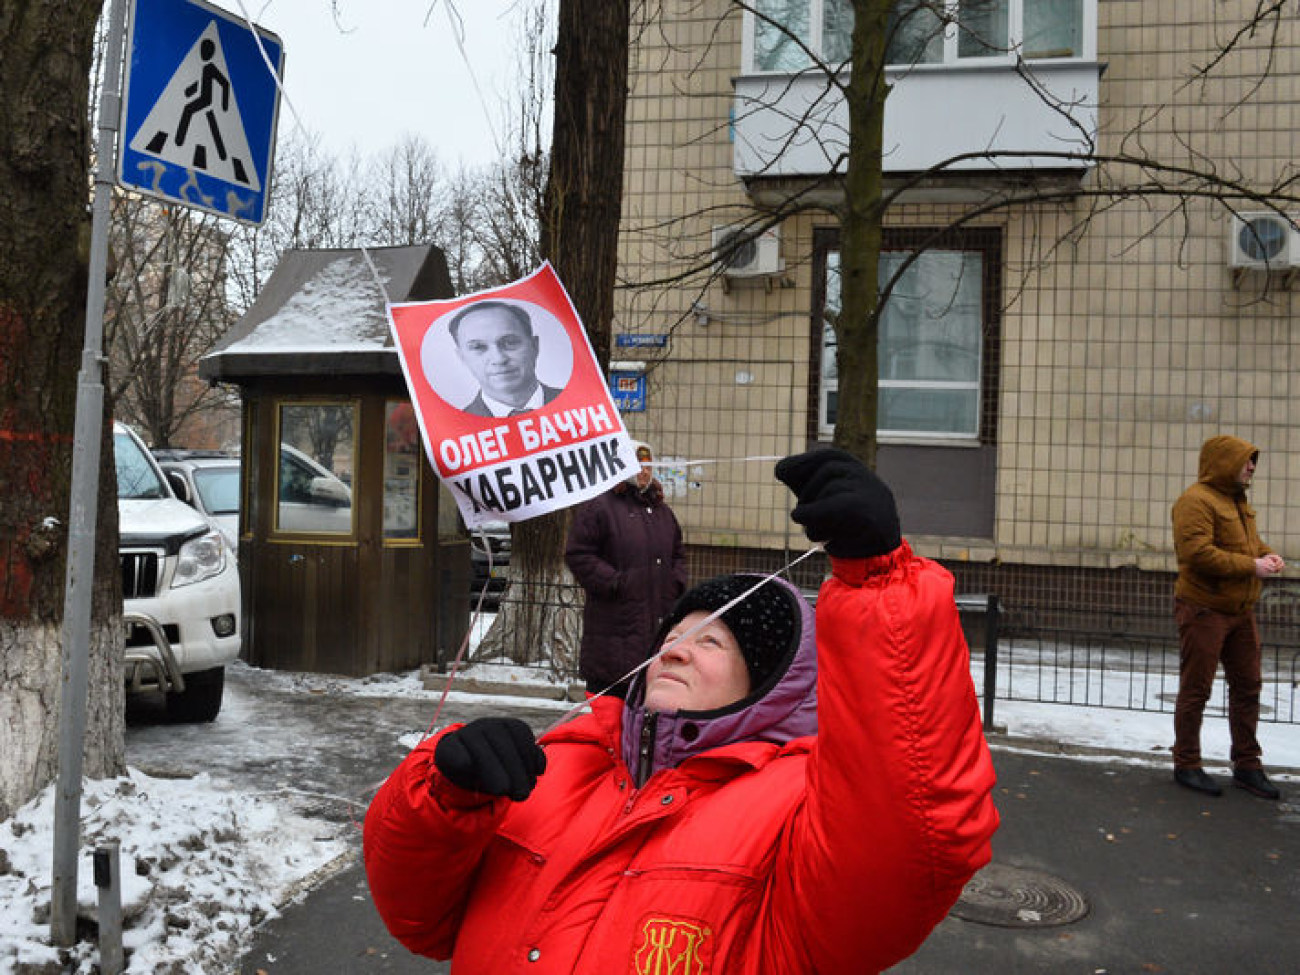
[775,448,900,558]
[433,717,547,801]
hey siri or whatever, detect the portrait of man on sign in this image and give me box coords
[446,300,567,418]
[392,262,634,528]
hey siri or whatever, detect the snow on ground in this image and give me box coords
[0,769,348,975]
[2,610,1298,974]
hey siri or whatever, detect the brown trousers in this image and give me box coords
[1172,598,1263,771]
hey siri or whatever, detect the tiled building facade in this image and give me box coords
[612,1,1300,618]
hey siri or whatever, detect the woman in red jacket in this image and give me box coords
[364,449,999,974]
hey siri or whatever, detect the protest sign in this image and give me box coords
[389,262,639,528]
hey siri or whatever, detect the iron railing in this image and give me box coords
[956,599,1300,729]
[468,579,1299,729]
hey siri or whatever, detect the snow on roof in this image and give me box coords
[222,253,391,352]
[199,244,452,380]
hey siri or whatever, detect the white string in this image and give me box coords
[423,524,498,740]
[649,454,783,468]
[539,542,826,737]
[434,1,503,160]
[357,245,392,306]
[233,1,308,138]
[237,1,506,168]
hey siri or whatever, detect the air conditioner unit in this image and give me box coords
[712,225,783,277]
[1228,212,1300,269]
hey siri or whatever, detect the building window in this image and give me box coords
[813,227,1000,443]
[956,0,1009,58]
[818,252,842,435]
[383,400,421,540]
[749,0,1089,73]
[821,0,854,65]
[887,0,946,66]
[753,0,815,72]
[275,402,356,535]
[878,249,983,437]
[752,0,860,70]
[1023,0,1083,59]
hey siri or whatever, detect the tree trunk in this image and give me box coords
[0,0,125,818]
[834,0,891,467]
[477,0,629,679]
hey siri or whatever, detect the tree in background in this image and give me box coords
[464,0,550,290]
[223,132,373,313]
[472,0,625,676]
[368,133,452,249]
[0,0,125,818]
[106,199,239,448]
[834,0,889,466]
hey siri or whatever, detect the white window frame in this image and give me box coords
[816,239,991,445]
[743,0,1097,74]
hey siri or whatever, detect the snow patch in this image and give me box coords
[0,768,348,974]
[227,255,391,351]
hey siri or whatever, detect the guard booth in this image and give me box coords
[199,245,470,676]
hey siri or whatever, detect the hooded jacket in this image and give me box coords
[565,479,688,689]
[364,544,999,974]
[1172,435,1275,615]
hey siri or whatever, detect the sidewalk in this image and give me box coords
[234,738,1300,974]
[892,740,1298,974]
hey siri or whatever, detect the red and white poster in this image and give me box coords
[388,262,639,528]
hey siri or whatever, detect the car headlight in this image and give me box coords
[172,530,227,589]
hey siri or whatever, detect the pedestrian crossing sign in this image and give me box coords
[118,0,284,226]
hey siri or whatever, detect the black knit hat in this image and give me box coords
[665,575,797,688]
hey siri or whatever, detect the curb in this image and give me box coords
[419,665,586,702]
[986,732,1300,779]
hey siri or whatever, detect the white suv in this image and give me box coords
[153,449,241,551]
[114,423,241,722]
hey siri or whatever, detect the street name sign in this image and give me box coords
[118,0,284,225]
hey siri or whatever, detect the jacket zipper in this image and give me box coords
[630,710,658,804]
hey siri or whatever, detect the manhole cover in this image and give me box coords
[950,863,1089,928]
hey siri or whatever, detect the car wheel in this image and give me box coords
[166,666,225,723]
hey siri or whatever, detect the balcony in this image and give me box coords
[734,58,1101,199]
[733,0,1103,205]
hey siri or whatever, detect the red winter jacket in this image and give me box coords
[364,542,998,974]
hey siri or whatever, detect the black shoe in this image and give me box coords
[1233,768,1281,800]
[1174,767,1223,796]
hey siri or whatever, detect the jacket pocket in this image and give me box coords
[582,865,765,975]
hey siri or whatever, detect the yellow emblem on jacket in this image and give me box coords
[633,915,712,975]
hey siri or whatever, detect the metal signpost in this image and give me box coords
[51,0,282,946]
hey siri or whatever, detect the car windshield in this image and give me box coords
[114,430,168,500]
[193,467,241,515]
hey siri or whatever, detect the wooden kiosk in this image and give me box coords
[200,245,470,676]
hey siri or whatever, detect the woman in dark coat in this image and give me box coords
[565,441,688,697]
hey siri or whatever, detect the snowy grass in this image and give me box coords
[0,769,348,975]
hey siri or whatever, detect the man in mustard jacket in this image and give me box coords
[1171,435,1285,799]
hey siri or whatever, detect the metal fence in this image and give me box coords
[470,561,1300,729]
[958,598,1300,729]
